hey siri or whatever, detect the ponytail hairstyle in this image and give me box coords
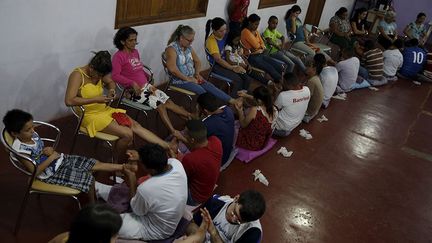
[253,86,274,118]
[89,50,112,76]
[313,53,326,75]
[241,13,261,30]
[167,25,195,45]
[205,17,226,40]
[284,5,302,21]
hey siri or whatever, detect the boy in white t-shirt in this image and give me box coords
[382,38,404,81]
[336,47,370,93]
[96,144,188,241]
[273,73,310,137]
[314,53,338,108]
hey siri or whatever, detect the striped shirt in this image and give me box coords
[363,48,384,80]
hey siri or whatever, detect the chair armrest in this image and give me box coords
[34,121,61,149]
[143,64,154,85]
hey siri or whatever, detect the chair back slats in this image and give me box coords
[1,121,61,178]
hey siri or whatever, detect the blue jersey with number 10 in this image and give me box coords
[400,46,427,78]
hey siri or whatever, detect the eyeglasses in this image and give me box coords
[182,36,194,43]
[230,202,242,225]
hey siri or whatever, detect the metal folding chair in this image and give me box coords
[204,47,233,94]
[1,122,81,234]
[161,51,196,108]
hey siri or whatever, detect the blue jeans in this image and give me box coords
[273,128,291,137]
[173,80,232,102]
[270,51,295,73]
[352,79,371,90]
[248,54,283,82]
[274,50,307,72]
[358,66,369,80]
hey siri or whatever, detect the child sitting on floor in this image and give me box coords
[314,53,338,108]
[2,109,136,196]
[359,40,388,86]
[336,47,370,93]
[303,60,324,123]
[273,73,310,137]
[235,86,277,151]
[399,38,427,79]
[382,38,404,81]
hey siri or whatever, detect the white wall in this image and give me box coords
[319,0,356,29]
[0,0,332,122]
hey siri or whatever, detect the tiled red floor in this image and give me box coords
[1,79,432,242]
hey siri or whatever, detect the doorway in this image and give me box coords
[304,0,326,26]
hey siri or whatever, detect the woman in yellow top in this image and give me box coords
[65,51,171,158]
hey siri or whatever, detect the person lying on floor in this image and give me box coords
[2,109,136,200]
[95,144,187,241]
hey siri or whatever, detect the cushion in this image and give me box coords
[235,138,277,163]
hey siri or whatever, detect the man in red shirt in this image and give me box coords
[181,119,223,206]
[228,0,250,38]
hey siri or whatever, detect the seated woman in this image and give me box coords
[350,8,369,42]
[205,17,252,94]
[377,11,398,47]
[329,7,354,50]
[285,5,332,62]
[112,27,191,141]
[241,14,284,83]
[235,86,277,151]
[65,51,172,159]
[403,12,428,46]
[165,25,237,105]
